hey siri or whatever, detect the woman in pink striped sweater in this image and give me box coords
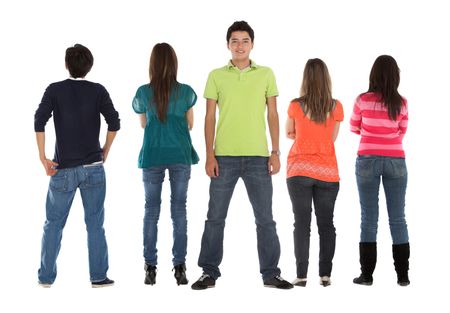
[350,55,410,287]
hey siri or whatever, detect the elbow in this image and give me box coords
[286,132,295,140]
[187,118,194,130]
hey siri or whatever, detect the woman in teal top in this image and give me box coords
[132,43,198,286]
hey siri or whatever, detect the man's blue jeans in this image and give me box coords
[38,164,110,284]
[198,156,281,281]
[143,164,191,266]
[356,155,409,244]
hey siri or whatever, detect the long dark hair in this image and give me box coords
[368,55,403,120]
[296,58,334,124]
[149,43,178,122]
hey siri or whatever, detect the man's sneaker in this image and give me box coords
[320,276,331,287]
[292,278,307,287]
[38,282,52,288]
[173,263,188,285]
[91,277,114,288]
[191,273,215,290]
[264,276,294,289]
[144,263,157,285]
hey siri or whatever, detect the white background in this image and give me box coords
[1,0,448,311]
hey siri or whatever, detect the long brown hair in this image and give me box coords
[368,55,403,120]
[149,43,178,122]
[296,58,334,124]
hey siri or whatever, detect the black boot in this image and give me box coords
[393,243,410,286]
[173,263,188,285]
[353,242,377,285]
[144,263,157,285]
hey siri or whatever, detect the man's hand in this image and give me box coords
[41,158,58,176]
[205,155,219,177]
[268,154,280,175]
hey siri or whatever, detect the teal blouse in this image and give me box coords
[132,83,199,168]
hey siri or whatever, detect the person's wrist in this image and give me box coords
[271,150,280,157]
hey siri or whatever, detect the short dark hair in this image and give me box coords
[226,21,254,43]
[65,44,94,78]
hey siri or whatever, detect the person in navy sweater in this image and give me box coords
[34,44,120,288]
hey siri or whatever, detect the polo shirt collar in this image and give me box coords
[227,60,258,69]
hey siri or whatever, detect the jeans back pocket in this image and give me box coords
[49,170,68,192]
[356,157,376,177]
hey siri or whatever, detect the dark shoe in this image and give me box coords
[264,276,294,289]
[353,274,373,286]
[145,264,157,285]
[320,276,331,287]
[191,273,215,290]
[173,263,188,285]
[292,278,307,287]
[92,277,114,288]
[354,242,377,286]
[393,243,410,286]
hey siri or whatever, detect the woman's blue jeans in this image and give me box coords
[287,176,339,278]
[142,164,191,266]
[356,155,409,244]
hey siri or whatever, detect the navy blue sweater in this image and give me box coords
[34,79,120,169]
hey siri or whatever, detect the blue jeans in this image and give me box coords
[38,164,109,284]
[356,155,409,244]
[198,156,281,281]
[287,176,339,278]
[143,164,191,266]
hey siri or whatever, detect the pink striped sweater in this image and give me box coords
[350,92,408,157]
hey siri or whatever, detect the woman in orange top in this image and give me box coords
[286,58,343,287]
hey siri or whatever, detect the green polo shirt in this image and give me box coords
[204,60,278,156]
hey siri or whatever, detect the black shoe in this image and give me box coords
[292,278,307,287]
[264,276,294,289]
[173,264,188,285]
[353,274,373,286]
[191,273,215,290]
[320,276,331,287]
[355,242,377,286]
[397,272,410,286]
[92,277,114,288]
[145,264,157,285]
[393,243,410,287]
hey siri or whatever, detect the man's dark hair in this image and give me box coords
[226,21,254,43]
[65,44,94,78]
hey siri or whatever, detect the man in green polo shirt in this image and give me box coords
[191,21,293,290]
